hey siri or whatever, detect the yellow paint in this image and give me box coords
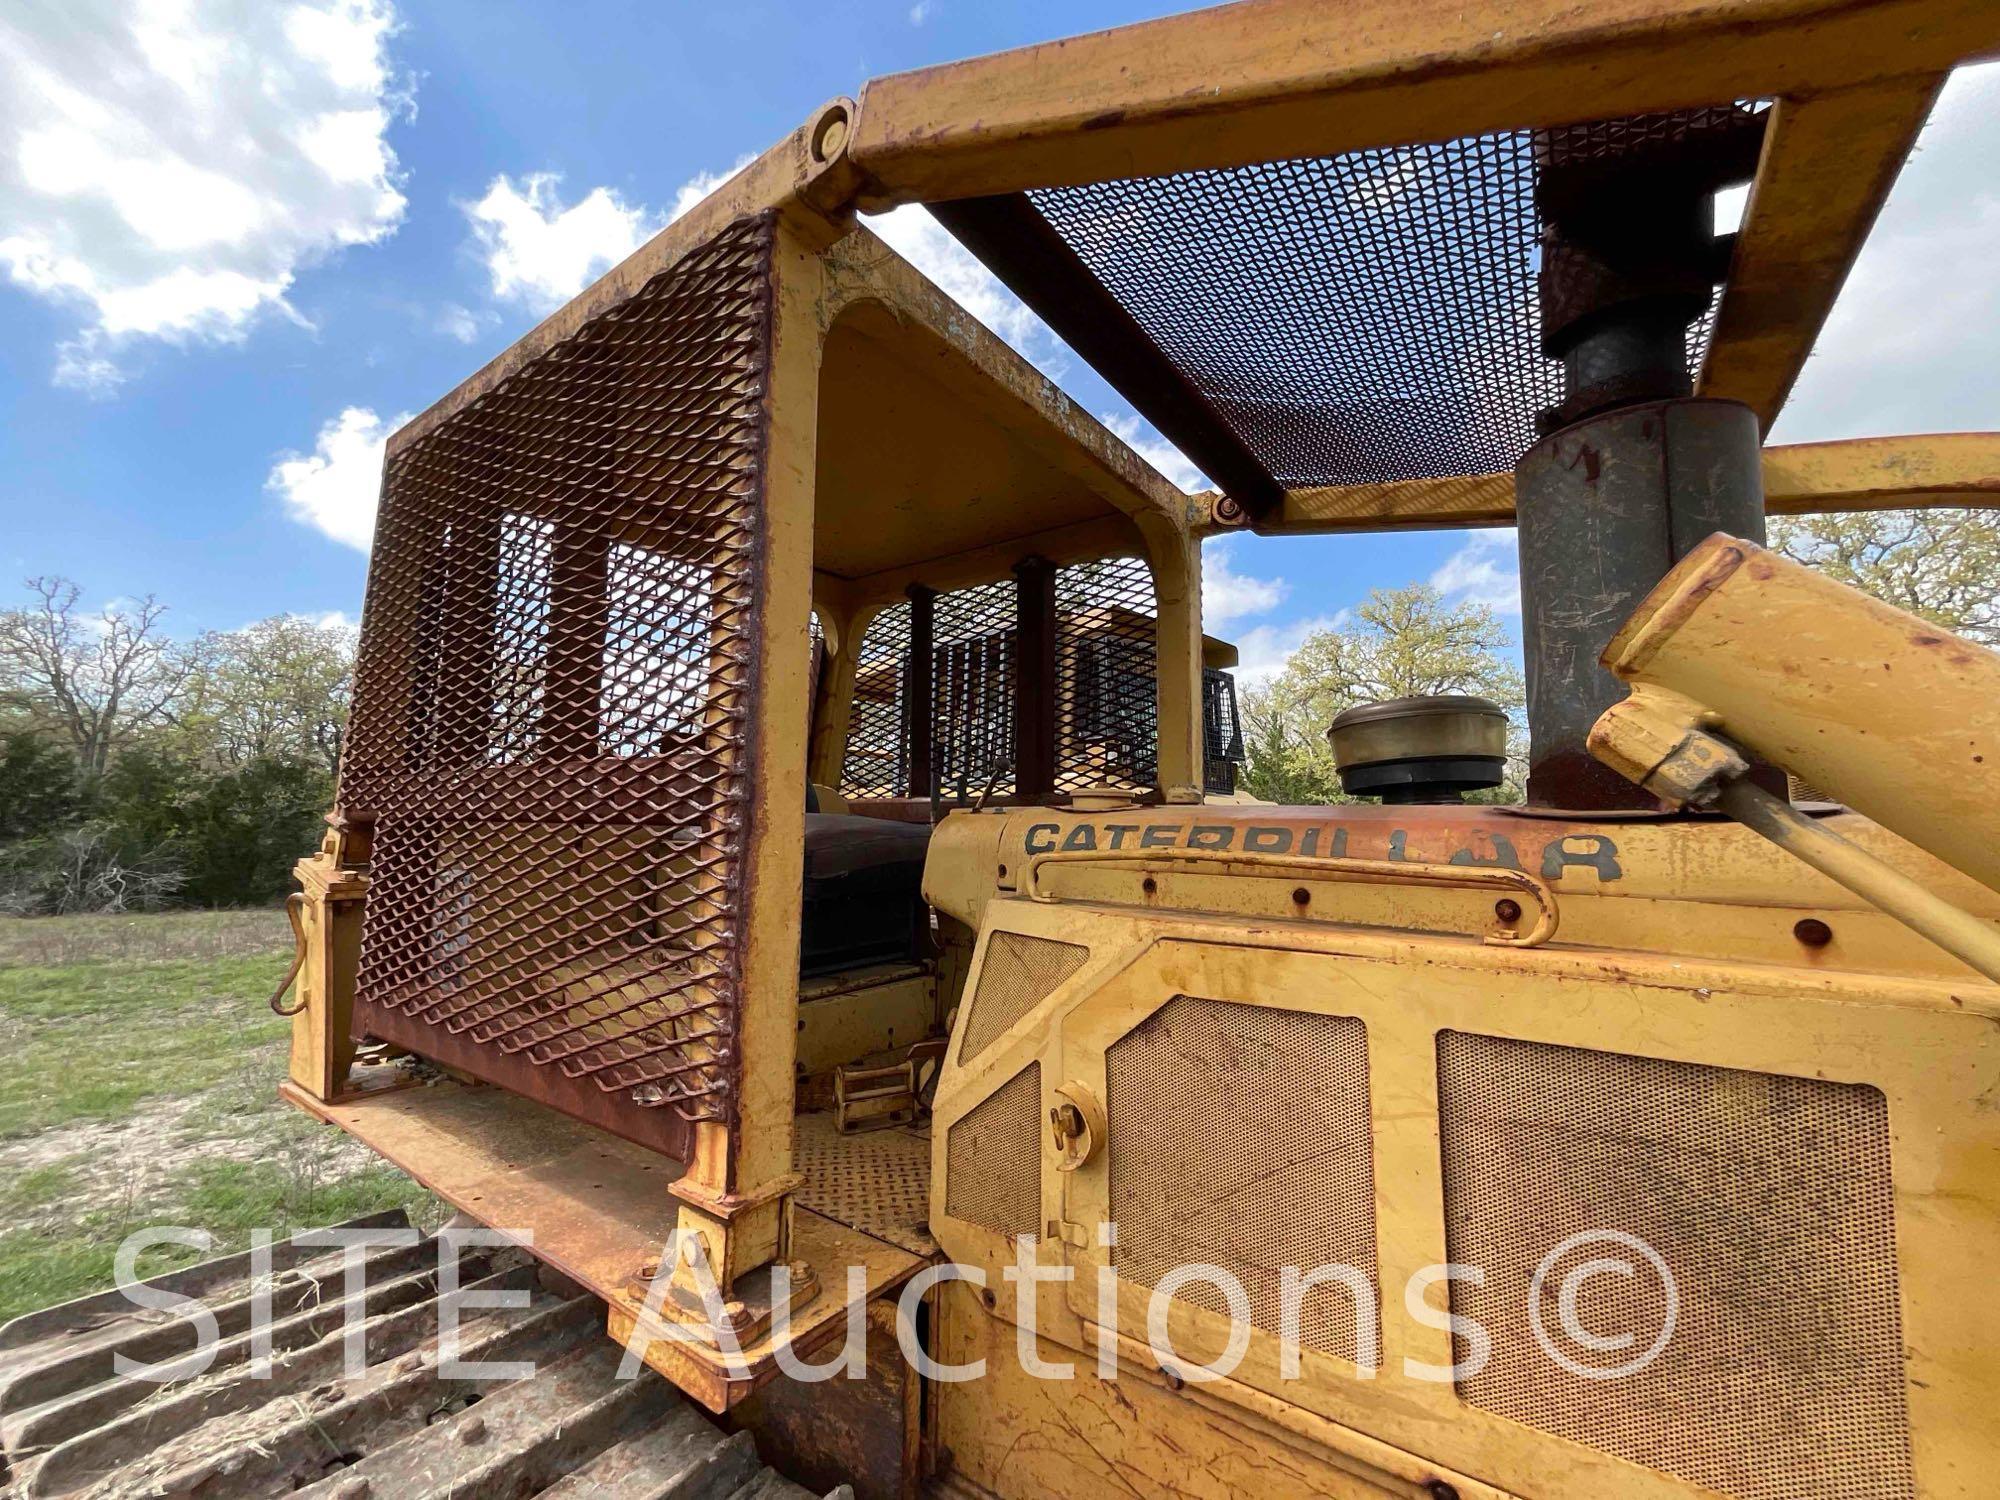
[1268,433,2000,536]
[1601,533,2000,895]
[928,885,2000,1498]
[287,6,2000,1487]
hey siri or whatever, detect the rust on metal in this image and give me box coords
[281,1075,930,1414]
[0,1210,830,1498]
[338,215,779,1157]
[730,1302,922,1500]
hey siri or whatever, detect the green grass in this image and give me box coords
[0,911,441,1324]
[0,909,292,968]
[0,1158,84,1215]
[0,1156,435,1324]
[0,952,294,1137]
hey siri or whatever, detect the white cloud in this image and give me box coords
[434,302,483,343]
[1775,62,2000,442]
[465,174,662,312]
[1231,612,1350,689]
[861,205,1071,379]
[267,405,410,551]
[54,340,127,399]
[1098,411,1210,492]
[462,158,749,315]
[909,1,934,22]
[1429,529,1521,616]
[0,0,409,391]
[1201,541,1289,626]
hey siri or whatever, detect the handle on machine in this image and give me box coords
[268,893,312,1016]
[1020,846,1559,948]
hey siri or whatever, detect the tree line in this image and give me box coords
[1,507,1988,912]
[1237,509,2000,804]
[1,578,353,914]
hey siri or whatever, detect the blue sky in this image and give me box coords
[3,2,1995,683]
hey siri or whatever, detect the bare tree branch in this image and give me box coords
[0,577,188,775]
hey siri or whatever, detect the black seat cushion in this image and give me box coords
[799,814,933,977]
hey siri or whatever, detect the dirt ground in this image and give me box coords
[0,910,440,1323]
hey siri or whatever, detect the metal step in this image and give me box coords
[0,1214,845,1500]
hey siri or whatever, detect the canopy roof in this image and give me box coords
[843,0,1998,520]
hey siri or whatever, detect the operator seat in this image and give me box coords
[798,813,933,976]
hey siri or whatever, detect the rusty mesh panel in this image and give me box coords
[960,931,1088,1064]
[945,1062,1043,1239]
[1202,667,1243,796]
[840,601,910,799]
[1437,1032,1912,1500]
[1054,556,1157,793]
[932,578,1017,803]
[339,215,775,1153]
[1027,107,1758,488]
[1108,998,1378,1364]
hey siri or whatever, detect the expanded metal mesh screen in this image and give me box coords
[1054,555,1157,793]
[932,578,1018,803]
[340,215,776,1155]
[1437,1032,1912,1500]
[838,555,1161,803]
[1202,667,1243,796]
[1027,108,1757,488]
[841,601,910,800]
[945,1062,1044,1240]
[1108,998,1379,1365]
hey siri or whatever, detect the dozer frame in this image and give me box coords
[7,2,2000,1498]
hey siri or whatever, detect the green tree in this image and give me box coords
[0,580,359,912]
[96,744,201,850]
[1241,584,1525,805]
[172,615,356,776]
[1770,508,1999,645]
[176,757,334,907]
[0,729,83,839]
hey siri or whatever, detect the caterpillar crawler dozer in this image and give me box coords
[7,1,2000,1496]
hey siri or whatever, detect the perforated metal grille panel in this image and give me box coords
[841,600,911,800]
[945,1063,1043,1239]
[340,215,775,1155]
[794,1111,934,1256]
[1108,998,1378,1364]
[960,932,1088,1064]
[1027,108,1756,489]
[1054,556,1157,793]
[1437,1032,1912,1500]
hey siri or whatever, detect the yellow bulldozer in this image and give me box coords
[6,1,2000,1496]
